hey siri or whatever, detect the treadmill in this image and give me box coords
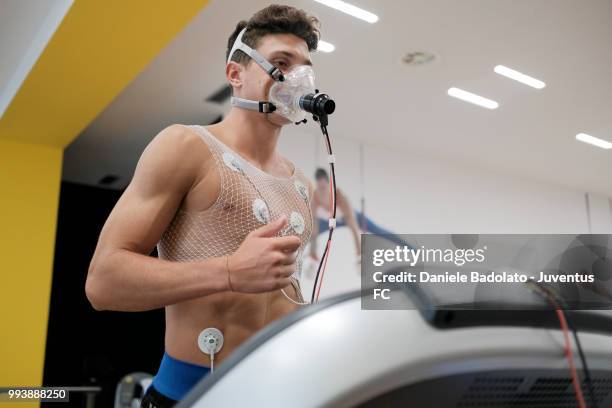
[176,285,612,407]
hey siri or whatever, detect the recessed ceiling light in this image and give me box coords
[494,65,546,89]
[576,133,612,150]
[312,0,379,23]
[317,40,335,53]
[402,51,436,65]
[447,87,499,110]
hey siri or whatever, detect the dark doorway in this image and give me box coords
[43,181,164,407]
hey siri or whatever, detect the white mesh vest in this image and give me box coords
[156,124,313,301]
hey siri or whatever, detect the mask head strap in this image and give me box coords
[231,97,276,113]
[227,26,285,82]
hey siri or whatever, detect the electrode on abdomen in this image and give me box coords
[197,328,224,372]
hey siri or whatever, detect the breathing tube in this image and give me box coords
[308,104,336,303]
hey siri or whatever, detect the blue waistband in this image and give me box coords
[151,351,211,401]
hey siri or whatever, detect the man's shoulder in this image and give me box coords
[146,124,209,159]
[153,123,202,145]
[140,124,210,179]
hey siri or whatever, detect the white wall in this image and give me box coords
[586,193,612,233]
[278,127,612,299]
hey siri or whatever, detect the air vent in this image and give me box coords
[458,375,612,407]
[209,115,223,125]
[98,174,119,186]
[206,85,231,104]
[357,369,612,408]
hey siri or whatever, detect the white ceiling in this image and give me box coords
[62,0,612,195]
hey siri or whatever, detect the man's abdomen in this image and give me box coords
[163,285,302,367]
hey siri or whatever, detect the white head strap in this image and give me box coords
[230,96,276,113]
[227,26,285,82]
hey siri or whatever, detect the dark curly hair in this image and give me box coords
[226,4,321,66]
[315,167,329,181]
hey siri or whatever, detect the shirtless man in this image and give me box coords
[85,5,321,407]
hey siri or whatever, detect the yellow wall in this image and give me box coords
[0,140,63,388]
[0,1,209,406]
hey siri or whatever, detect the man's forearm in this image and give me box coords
[349,225,362,253]
[86,249,228,312]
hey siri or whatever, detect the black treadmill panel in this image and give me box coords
[358,369,612,408]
